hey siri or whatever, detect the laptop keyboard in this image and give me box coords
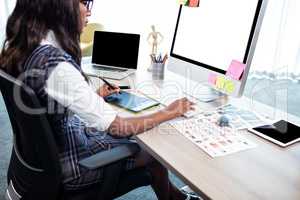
[92,65,128,72]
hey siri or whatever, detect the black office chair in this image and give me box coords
[0,69,152,200]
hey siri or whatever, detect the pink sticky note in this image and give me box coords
[208,73,217,85]
[226,60,246,80]
[189,0,200,7]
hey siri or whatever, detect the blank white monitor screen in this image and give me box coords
[171,0,262,74]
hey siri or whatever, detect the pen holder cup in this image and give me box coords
[152,62,165,80]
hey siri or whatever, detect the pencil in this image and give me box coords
[162,54,168,64]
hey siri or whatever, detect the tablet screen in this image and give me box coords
[253,120,300,144]
[104,91,159,112]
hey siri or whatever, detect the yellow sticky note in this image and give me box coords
[215,77,225,89]
[224,80,235,94]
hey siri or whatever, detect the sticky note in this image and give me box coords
[189,0,200,7]
[224,80,235,94]
[215,77,226,89]
[178,0,188,5]
[208,73,217,85]
[178,0,200,7]
[226,60,246,80]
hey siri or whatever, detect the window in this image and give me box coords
[0,0,16,44]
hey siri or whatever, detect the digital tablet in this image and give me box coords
[104,91,160,112]
[249,120,300,147]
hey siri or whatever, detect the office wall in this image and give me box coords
[0,0,177,58]
[89,0,178,54]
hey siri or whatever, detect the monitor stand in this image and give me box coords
[184,84,226,103]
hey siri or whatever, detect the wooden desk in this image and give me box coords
[85,62,300,200]
[136,123,300,200]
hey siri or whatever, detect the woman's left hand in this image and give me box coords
[97,84,120,97]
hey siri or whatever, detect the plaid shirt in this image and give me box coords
[23,45,135,189]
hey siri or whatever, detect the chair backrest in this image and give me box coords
[80,23,104,43]
[0,69,62,200]
[80,23,104,57]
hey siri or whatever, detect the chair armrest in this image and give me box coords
[79,144,140,170]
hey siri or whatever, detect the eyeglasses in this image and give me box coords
[81,0,93,11]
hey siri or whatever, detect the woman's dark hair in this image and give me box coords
[0,0,82,77]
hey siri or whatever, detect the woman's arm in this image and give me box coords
[46,62,194,135]
[108,98,194,137]
[46,62,118,131]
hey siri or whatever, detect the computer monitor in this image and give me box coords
[168,0,268,99]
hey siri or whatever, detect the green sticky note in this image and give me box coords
[178,0,188,5]
[216,77,225,89]
[225,80,235,94]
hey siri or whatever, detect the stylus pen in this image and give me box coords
[97,76,118,91]
[85,74,129,91]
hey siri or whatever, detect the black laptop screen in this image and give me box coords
[92,31,140,69]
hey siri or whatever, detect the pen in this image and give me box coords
[157,53,162,63]
[150,54,156,63]
[154,54,158,63]
[81,74,123,92]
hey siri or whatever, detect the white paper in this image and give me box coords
[216,104,267,130]
[169,112,257,157]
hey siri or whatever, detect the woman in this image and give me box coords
[0,0,198,199]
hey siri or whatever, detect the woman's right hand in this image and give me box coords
[164,98,195,118]
[108,98,195,137]
[97,84,120,98]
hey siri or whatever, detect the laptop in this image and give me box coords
[83,31,140,80]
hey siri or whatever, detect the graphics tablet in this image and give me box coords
[104,91,159,112]
[249,120,300,147]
